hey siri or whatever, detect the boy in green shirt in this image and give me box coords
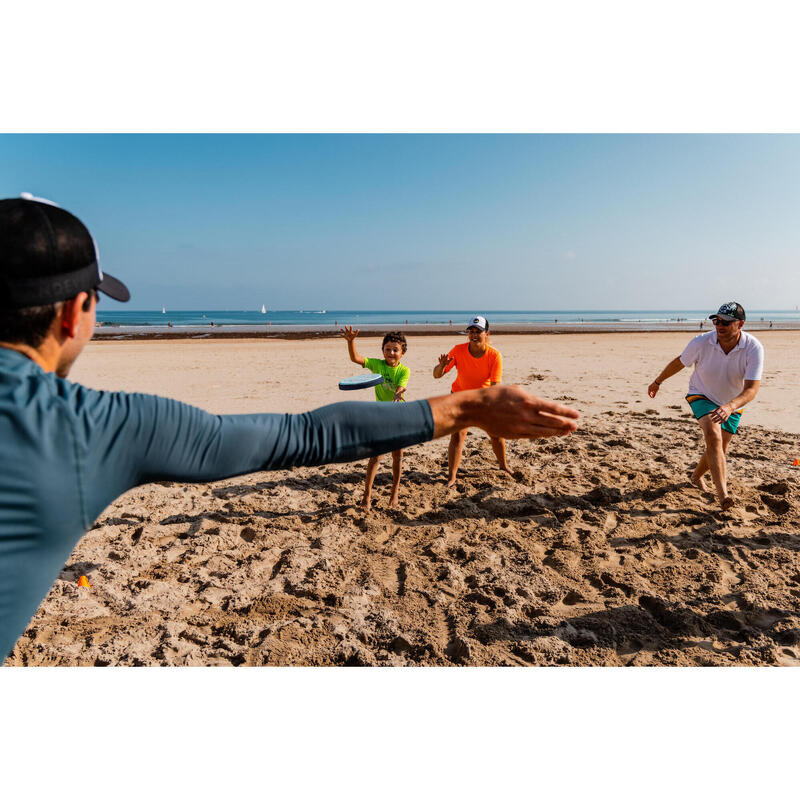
[340,326,410,509]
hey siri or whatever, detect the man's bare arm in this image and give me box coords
[428,385,579,440]
[709,380,760,423]
[648,356,685,398]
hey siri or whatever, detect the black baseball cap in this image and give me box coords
[709,301,746,322]
[0,194,130,309]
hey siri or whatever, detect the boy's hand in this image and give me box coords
[437,353,453,370]
[393,386,406,402]
[340,325,359,342]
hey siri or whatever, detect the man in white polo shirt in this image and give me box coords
[647,302,764,511]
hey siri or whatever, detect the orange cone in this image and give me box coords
[77,575,91,588]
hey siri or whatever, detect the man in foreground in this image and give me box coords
[648,302,763,511]
[0,196,580,661]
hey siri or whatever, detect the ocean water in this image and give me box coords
[95,308,800,328]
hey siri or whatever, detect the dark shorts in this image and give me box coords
[686,394,742,434]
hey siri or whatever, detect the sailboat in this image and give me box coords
[261,304,266,314]
[161,306,166,314]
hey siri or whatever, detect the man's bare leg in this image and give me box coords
[690,451,710,490]
[389,449,403,508]
[447,429,468,487]
[691,429,733,492]
[362,455,382,510]
[697,417,732,508]
[489,436,512,475]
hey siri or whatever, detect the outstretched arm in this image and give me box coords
[648,356,685,398]
[85,393,437,518]
[339,325,365,366]
[85,385,579,518]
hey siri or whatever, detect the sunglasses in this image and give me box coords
[81,289,100,312]
[712,318,734,327]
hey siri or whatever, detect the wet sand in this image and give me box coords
[7,332,800,666]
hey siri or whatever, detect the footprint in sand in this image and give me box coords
[760,495,791,515]
[758,481,790,496]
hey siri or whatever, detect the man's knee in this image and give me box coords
[699,419,723,446]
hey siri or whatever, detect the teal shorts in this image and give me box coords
[686,394,742,434]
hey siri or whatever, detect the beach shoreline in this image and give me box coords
[92,322,800,341]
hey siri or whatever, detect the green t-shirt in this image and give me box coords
[363,357,410,402]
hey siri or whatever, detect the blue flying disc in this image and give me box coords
[338,374,385,391]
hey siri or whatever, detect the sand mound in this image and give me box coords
[8,410,800,666]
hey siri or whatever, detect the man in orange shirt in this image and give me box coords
[433,315,510,486]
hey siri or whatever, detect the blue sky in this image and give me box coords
[1,134,798,310]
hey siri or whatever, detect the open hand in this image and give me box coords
[430,385,579,440]
[393,386,407,402]
[437,353,453,370]
[339,325,359,342]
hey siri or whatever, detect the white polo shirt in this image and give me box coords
[679,330,764,406]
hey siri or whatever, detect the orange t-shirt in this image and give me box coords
[443,342,503,392]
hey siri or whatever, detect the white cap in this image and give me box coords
[465,315,488,331]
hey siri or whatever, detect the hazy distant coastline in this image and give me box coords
[92,321,800,341]
[93,308,800,340]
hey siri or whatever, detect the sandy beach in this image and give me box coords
[6,332,800,666]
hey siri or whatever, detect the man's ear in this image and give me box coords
[59,292,91,339]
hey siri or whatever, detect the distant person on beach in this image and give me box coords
[0,196,580,661]
[339,325,409,509]
[433,315,510,486]
[648,301,763,511]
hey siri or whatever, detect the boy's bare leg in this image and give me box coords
[447,429,468,487]
[490,436,512,475]
[690,428,733,492]
[362,455,381,510]
[696,417,732,508]
[389,449,403,507]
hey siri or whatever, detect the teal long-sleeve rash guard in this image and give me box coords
[0,349,434,661]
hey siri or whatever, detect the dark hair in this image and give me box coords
[382,331,407,354]
[0,302,61,348]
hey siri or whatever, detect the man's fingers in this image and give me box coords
[531,410,580,429]
[530,400,580,420]
[483,410,579,439]
[526,415,579,434]
[523,423,578,438]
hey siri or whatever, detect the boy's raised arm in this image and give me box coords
[339,325,366,366]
